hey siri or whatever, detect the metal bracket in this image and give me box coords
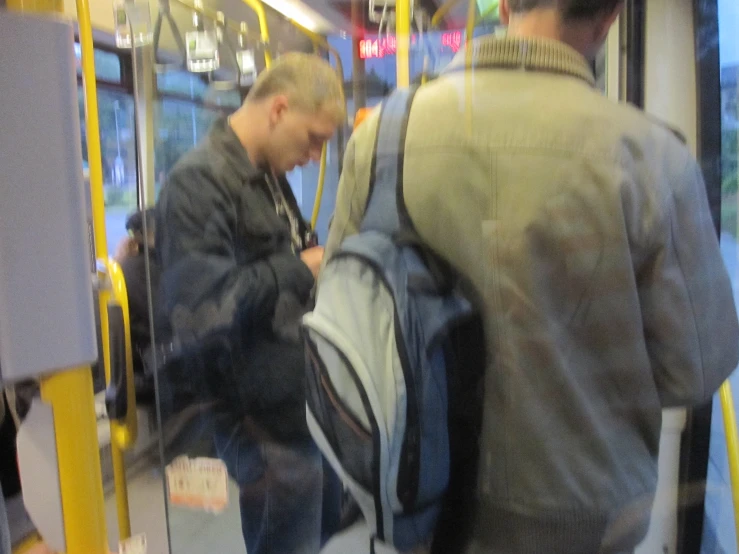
[210,10,241,90]
[93,260,112,292]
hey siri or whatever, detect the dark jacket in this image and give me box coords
[155,117,315,442]
[119,247,167,405]
[119,248,160,371]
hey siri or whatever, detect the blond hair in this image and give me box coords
[246,52,345,124]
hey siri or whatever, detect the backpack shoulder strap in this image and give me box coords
[360,85,420,234]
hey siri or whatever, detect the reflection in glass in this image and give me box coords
[77,87,138,252]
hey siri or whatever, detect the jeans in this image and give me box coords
[214,422,341,554]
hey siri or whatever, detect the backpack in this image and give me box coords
[303,85,482,552]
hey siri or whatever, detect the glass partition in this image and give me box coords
[703,0,739,551]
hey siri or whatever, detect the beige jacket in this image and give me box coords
[324,36,739,553]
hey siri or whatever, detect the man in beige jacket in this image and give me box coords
[324,0,739,552]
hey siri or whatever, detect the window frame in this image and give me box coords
[676,1,724,553]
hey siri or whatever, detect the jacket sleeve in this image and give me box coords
[638,153,739,407]
[157,166,314,344]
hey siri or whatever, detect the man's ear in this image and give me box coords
[499,0,511,25]
[593,2,624,44]
[268,94,289,127]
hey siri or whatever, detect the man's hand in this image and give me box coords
[114,236,139,263]
[300,246,324,278]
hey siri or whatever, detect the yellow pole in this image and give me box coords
[311,144,328,229]
[396,0,411,88]
[105,259,138,539]
[719,381,739,544]
[40,369,109,554]
[76,0,112,385]
[240,0,272,67]
[464,0,475,134]
[78,0,135,541]
[76,0,108,264]
[106,259,138,450]
[5,3,110,554]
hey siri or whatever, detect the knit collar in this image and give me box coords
[444,35,596,87]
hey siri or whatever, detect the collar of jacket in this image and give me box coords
[444,36,595,87]
[209,115,265,183]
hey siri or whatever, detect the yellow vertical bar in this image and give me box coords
[76,0,108,262]
[719,381,739,545]
[311,144,328,229]
[76,0,112,386]
[396,0,411,88]
[40,369,109,554]
[108,260,136,541]
[77,0,136,542]
[464,0,475,135]
[107,261,138,450]
[112,446,131,540]
[76,0,136,539]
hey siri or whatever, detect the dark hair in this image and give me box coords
[125,208,156,235]
[508,0,622,19]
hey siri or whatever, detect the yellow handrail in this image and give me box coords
[311,144,328,229]
[720,380,739,544]
[78,0,136,541]
[464,0,475,134]
[396,0,411,87]
[105,261,138,449]
[77,0,112,394]
[241,0,273,67]
[104,258,138,539]
[41,369,109,554]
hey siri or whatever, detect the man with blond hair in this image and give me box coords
[156,52,345,554]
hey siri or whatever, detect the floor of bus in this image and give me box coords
[9,380,739,554]
[105,463,391,554]
[5,394,385,554]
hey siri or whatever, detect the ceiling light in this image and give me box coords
[260,0,335,34]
